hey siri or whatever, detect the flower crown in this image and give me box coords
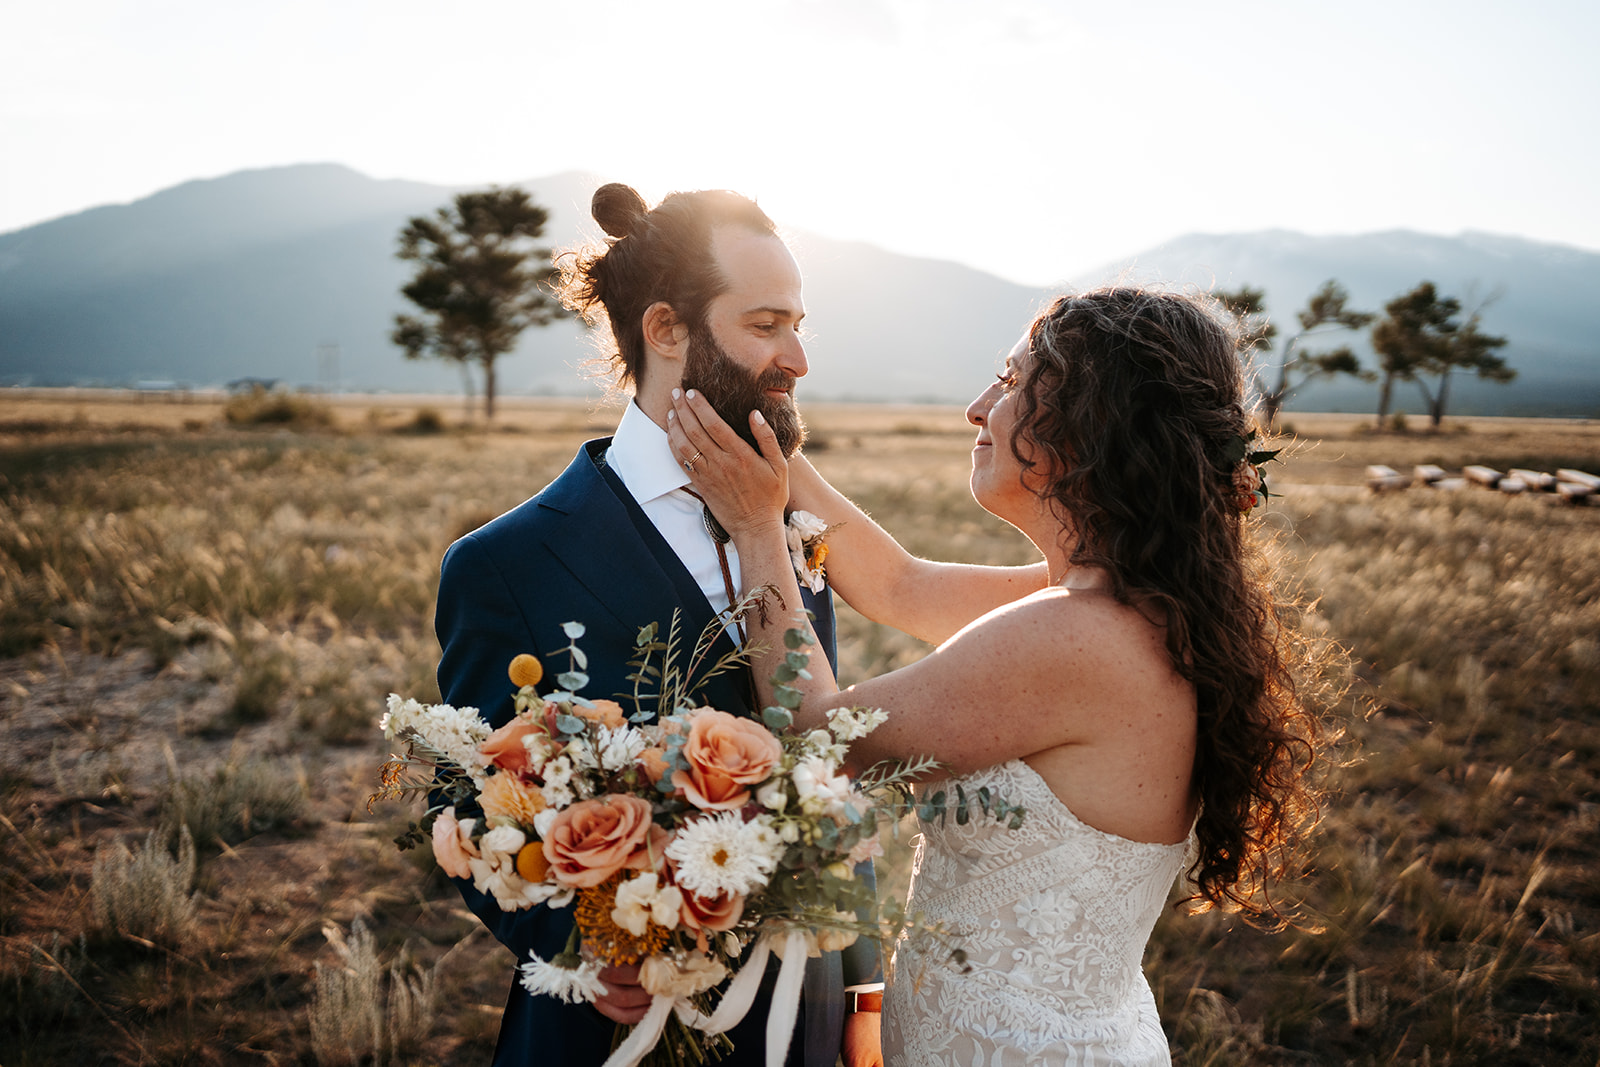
[1217,431,1281,514]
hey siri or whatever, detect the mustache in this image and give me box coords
[758,369,796,395]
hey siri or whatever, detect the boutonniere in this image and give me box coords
[785,510,836,593]
[1219,432,1282,515]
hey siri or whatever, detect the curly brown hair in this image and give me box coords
[555,183,778,391]
[1012,287,1321,926]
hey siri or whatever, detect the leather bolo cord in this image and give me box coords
[681,487,743,645]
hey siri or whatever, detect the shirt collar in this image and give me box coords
[607,399,690,506]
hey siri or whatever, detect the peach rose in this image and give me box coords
[480,717,545,774]
[480,771,548,824]
[671,710,783,811]
[541,796,666,887]
[679,885,746,932]
[574,699,627,730]
[430,806,479,880]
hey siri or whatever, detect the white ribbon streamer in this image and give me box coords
[682,934,773,1034]
[597,930,810,1067]
[600,993,676,1067]
[765,930,809,1067]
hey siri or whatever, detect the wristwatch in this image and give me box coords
[845,987,884,1013]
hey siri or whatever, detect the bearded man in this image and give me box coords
[433,183,882,1067]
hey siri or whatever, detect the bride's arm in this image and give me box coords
[788,454,1048,646]
[667,389,1076,775]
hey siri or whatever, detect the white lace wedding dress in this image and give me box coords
[882,759,1193,1067]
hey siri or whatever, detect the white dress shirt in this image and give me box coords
[605,400,742,615]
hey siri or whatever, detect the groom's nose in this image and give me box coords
[776,333,808,379]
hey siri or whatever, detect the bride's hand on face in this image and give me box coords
[667,388,788,540]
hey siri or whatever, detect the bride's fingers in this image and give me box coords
[677,389,759,461]
[666,392,715,468]
[747,409,784,469]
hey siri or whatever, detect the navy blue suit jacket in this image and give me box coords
[435,439,879,1066]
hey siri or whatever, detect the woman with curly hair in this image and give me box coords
[666,286,1323,1065]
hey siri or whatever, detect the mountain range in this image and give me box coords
[1,163,1596,416]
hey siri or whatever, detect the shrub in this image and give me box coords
[227,645,294,725]
[91,827,200,943]
[223,386,334,429]
[2,933,91,1037]
[158,758,308,851]
[402,407,446,434]
[308,919,440,1066]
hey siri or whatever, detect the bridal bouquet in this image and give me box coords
[372,602,976,1067]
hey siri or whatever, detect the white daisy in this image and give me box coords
[597,724,648,772]
[518,951,606,1004]
[666,812,782,897]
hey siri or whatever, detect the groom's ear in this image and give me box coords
[642,302,690,363]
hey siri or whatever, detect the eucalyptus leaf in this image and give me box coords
[557,671,588,692]
[775,685,803,710]
[762,706,794,731]
[561,621,586,639]
[784,651,810,671]
[783,628,812,651]
[570,647,589,670]
[556,714,586,735]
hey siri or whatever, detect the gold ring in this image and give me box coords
[684,450,703,472]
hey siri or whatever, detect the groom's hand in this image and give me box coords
[842,1010,883,1067]
[594,963,651,1024]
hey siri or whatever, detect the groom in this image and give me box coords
[434,184,882,1066]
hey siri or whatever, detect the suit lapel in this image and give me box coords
[538,441,752,715]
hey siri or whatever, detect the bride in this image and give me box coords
[667,287,1321,1065]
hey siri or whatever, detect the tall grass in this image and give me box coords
[1,402,1596,1063]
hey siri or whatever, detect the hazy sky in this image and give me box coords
[3,0,1596,286]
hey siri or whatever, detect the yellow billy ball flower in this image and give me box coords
[508,654,543,689]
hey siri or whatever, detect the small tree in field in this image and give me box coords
[1371,282,1512,430]
[1215,280,1374,429]
[392,188,566,421]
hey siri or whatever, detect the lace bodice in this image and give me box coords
[883,759,1192,1067]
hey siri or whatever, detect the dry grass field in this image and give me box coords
[2,389,1598,1065]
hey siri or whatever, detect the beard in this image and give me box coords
[680,324,806,457]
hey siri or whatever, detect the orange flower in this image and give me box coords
[508,653,544,689]
[542,796,667,888]
[574,699,627,730]
[671,709,783,811]
[515,841,551,882]
[480,717,545,774]
[480,771,548,824]
[638,747,670,785]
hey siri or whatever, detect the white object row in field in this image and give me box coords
[1365,464,1599,502]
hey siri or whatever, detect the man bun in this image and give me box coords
[591,183,649,239]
